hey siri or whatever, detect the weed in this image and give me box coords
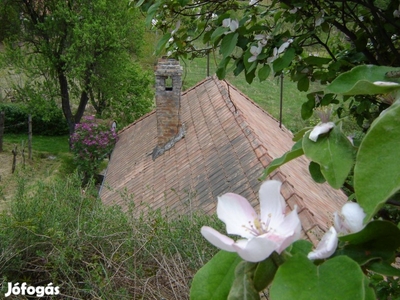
[0,172,222,299]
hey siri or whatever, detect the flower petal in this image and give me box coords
[333,211,345,233]
[233,235,278,262]
[230,19,239,32]
[222,18,231,28]
[250,45,262,56]
[341,202,366,233]
[273,208,302,253]
[259,180,286,226]
[308,227,338,260]
[201,226,236,252]
[217,193,257,238]
[309,122,335,142]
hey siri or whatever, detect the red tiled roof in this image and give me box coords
[100,76,348,244]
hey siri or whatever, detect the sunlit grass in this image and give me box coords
[182,56,313,133]
[3,134,69,155]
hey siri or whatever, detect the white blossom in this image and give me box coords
[248,43,263,62]
[201,181,301,262]
[308,202,366,260]
[222,18,239,33]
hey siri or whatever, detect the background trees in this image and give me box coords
[1,0,153,136]
[143,0,400,128]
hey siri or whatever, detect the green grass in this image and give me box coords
[3,134,70,155]
[0,173,223,299]
[182,56,314,133]
[0,134,74,204]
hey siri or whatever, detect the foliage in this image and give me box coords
[89,52,154,128]
[2,0,150,136]
[139,0,400,297]
[70,116,118,182]
[0,172,222,299]
[140,0,400,130]
[370,274,400,300]
[190,66,400,299]
[0,0,20,42]
[0,102,68,136]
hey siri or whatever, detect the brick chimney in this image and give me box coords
[152,58,185,160]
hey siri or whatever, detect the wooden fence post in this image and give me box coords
[28,114,32,160]
[0,111,4,152]
[21,140,25,168]
[12,144,17,174]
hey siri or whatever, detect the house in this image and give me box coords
[100,58,348,244]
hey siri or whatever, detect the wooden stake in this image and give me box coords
[12,144,18,174]
[21,140,25,168]
[0,111,4,152]
[28,114,32,160]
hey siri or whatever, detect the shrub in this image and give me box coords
[0,102,68,136]
[0,173,222,299]
[70,116,118,183]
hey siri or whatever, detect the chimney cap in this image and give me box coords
[155,58,183,76]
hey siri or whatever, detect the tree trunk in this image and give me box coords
[75,89,89,124]
[58,69,75,137]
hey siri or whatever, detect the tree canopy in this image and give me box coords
[2,0,153,135]
[141,0,400,127]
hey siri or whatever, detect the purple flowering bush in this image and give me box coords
[70,116,118,182]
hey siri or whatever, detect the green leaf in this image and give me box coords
[297,75,309,92]
[216,57,231,79]
[228,261,260,300]
[303,56,331,67]
[308,161,326,184]
[285,240,313,257]
[227,274,259,300]
[327,65,400,95]
[320,93,336,106]
[145,2,161,26]
[211,27,229,43]
[258,64,271,82]
[190,251,242,300]
[339,220,400,249]
[253,256,278,292]
[233,60,245,76]
[178,0,190,5]
[260,140,304,180]
[354,103,400,220]
[270,255,375,300]
[272,48,295,73]
[301,98,315,120]
[245,68,256,84]
[303,124,356,189]
[336,220,400,265]
[135,0,145,8]
[155,33,172,56]
[243,48,256,73]
[292,127,313,141]
[220,32,238,58]
[368,261,400,277]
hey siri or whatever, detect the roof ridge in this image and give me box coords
[222,77,290,132]
[118,77,214,135]
[182,76,213,95]
[212,76,273,168]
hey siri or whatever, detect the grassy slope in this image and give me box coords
[182,56,311,133]
[0,135,73,210]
